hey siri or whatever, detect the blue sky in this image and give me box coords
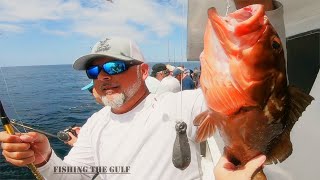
[0,0,188,67]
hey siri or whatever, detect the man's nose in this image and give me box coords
[97,70,111,81]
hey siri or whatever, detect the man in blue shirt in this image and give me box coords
[182,69,195,90]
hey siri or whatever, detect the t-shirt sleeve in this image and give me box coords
[63,115,96,165]
[38,108,110,180]
[37,112,104,180]
[181,89,208,141]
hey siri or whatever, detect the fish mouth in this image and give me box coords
[207,4,266,54]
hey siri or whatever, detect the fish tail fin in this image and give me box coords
[266,86,314,164]
[193,110,217,143]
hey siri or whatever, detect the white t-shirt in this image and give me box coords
[39,90,207,180]
[156,75,181,94]
[145,76,161,94]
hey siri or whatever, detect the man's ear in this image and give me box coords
[140,63,149,80]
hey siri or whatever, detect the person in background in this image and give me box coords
[66,127,81,147]
[145,75,161,94]
[182,69,195,90]
[151,63,181,94]
[172,68,183,84]
[189,69,194,77]
[67,81,102,147]
[81,80,94,93]
[151,63,168,81]
[81,80,103,105]
[192,67,201,88]
[166,64,176,76]
[0,1,285,179]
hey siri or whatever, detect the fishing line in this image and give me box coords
[225,0,231,16]
[180,78,183,120]
[171,1,191,170]
[12,123,22,134]
[0,65,28,133]
[0,66,54,133]
[0,65,50,166]
[179,0,184,123]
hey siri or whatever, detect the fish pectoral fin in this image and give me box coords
[193,110,211,126]
[265,128,292,164]
[266,86,314,164]
[287,86,314,126]
[193,110,217,143]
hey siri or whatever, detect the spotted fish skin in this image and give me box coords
[194,4,314,179]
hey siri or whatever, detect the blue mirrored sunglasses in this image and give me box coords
[86,60,142,79]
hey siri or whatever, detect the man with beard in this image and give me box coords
[0,36,267,180]
[0,0,285,179]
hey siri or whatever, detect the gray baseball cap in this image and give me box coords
[73,37,145,70]
[172,68,183,77]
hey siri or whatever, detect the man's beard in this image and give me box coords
[101,66,142,108]
[101,93,126,108]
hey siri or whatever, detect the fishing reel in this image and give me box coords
[9,119,79,143]
[57,124,78,142]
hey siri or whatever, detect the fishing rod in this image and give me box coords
[11,120,78,142]
[11,119,58,138]
[0,103,77,143]
[0,101,45,180]
[10,120,78,142]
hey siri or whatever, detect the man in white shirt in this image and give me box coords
[145,76,161,94]
[151,63,181,94]
[0,0,286,179]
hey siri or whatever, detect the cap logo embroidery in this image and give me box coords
[95,38,111,53]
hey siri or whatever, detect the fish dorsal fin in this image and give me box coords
[266,86,314,164]
[194,110,225,143]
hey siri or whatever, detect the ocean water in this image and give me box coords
[0,62,200,179]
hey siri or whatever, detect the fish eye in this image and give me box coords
[271,36,282,52]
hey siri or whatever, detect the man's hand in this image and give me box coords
[234,0,274,11]
[0,131,52,167]
[66,127,81,147]
[214,154,266,180]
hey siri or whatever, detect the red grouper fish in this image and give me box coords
[194,4,314,180]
